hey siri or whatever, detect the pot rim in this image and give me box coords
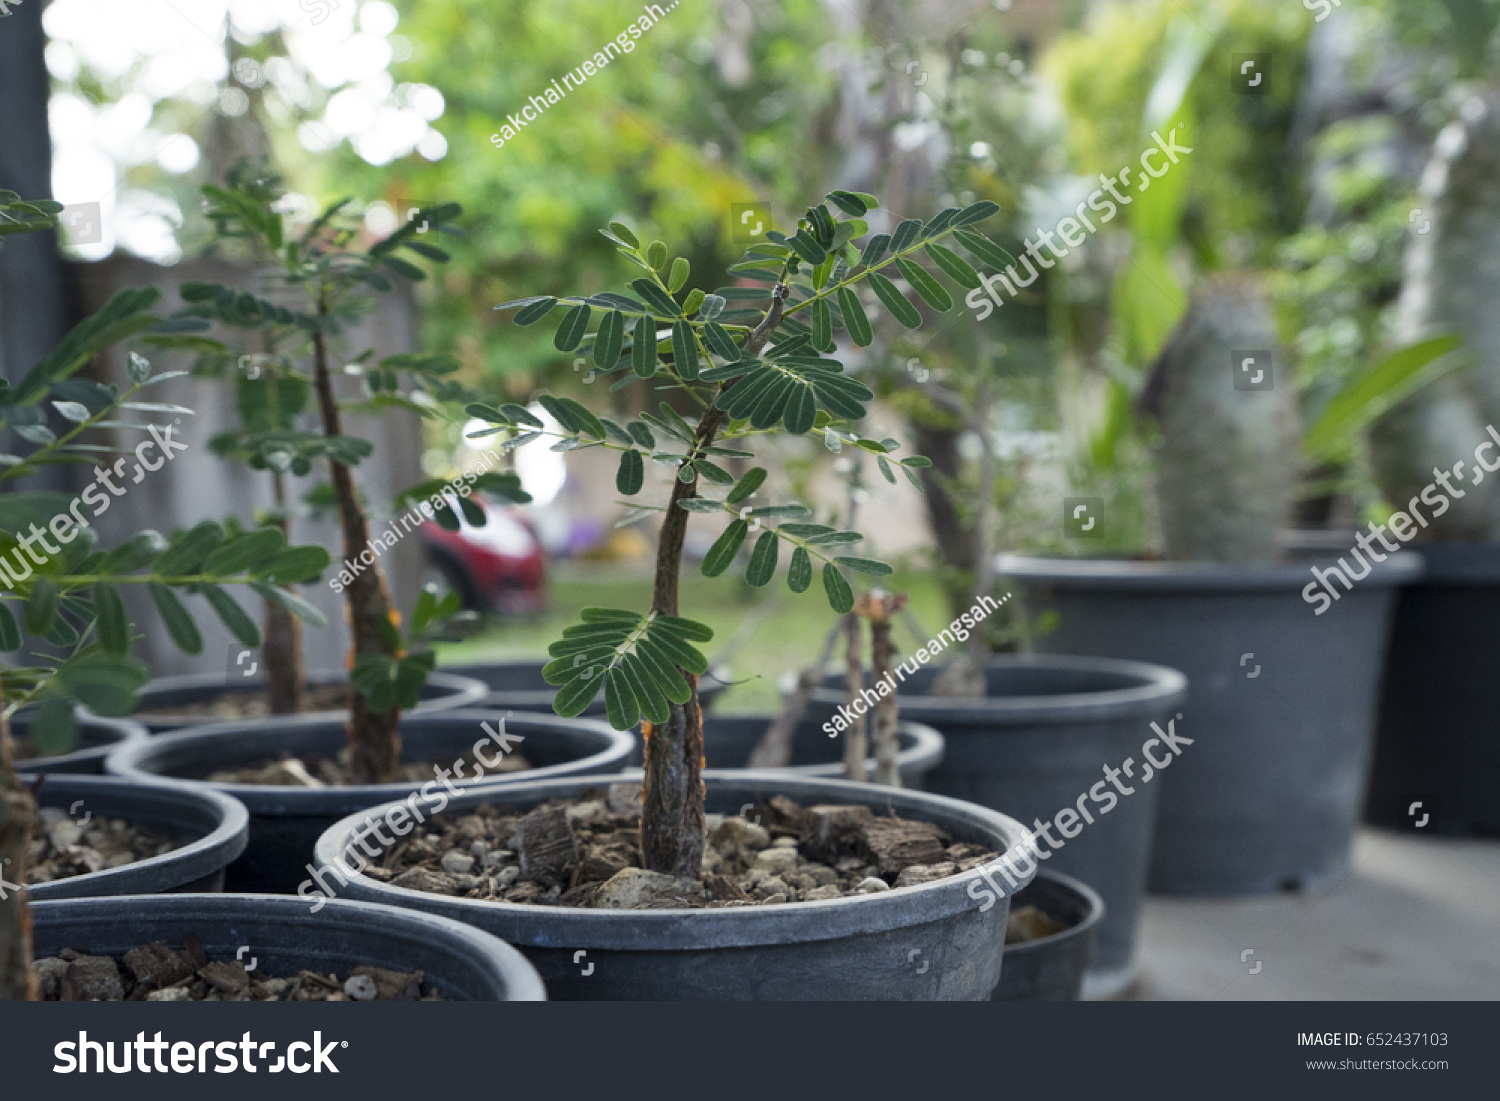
[124,668,488,721]
[441,659,734,704]
[701,715,945,776]
[313,769,1038,951]
[808,654,1187,725]
[28,893,547,1001]
[20,773,249,900]
[14,707,148,773]
[103,710,635,812]
[1002,867,1106,956]
[996,550,1424,590]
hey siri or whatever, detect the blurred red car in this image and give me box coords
[422,498,547,615]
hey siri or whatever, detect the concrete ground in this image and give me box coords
[1127,829,1500,1000]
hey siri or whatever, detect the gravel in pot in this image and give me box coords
[21,773,248,899]
[314,770,1039,1000]
[31,894,545,1002]
[106,710,633,893]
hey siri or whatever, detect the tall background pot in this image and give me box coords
[106,710,633,893]
[625,715,944,788]
[1368,543,1500,834]
[998,553,1421,896]
[808,655,1184,997]
[315,771,1038,1001]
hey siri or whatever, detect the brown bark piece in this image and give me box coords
[123,941,198,990]
[61,955,124,1001]
[513,805,577,887]
[197,960,249,996]
[858,817,949,877]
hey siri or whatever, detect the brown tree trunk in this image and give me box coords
[913,420,975,622]
[841,612,868,783]
[640,287,785,876]
[263,472,305,715]
[860,591,904,788]
[0,694,38,1000]
[311,308,402,783]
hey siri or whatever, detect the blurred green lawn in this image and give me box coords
[435,562,950,714]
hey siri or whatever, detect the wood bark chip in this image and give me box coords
[513,804,577,888]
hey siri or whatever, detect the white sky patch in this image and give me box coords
[42,0,447,261]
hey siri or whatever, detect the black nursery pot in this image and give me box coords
[315,771,1038,1001]
[998,552,1421,897]
[1368,543,1500,834]
[22,774,248,899]
[807,655,1184,997]
[624,715,945,788]
[993,868,1105,1002]
[13,710,147,775]
[442,659,730,716]
[127,669,487,734]
[31,894,545,1001]
[106,711,633,894]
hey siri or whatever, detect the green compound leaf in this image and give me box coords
[616,449,645,495]
[745,530,779,587]
[593,309,626,369]
[895,257,954,312]
[787,545,813,593]
[867,272,923,329]
[837,286,872,347]
[148,582,202,655]
[554,304,591,352]
[702,519,749,577]
[822,562,854,614]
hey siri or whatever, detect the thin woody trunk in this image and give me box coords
[862,591,903,788]
[841,612,867,782]
[311,306,402,783]
[263,472,305,715]
[0,693,38,1000]
[640,286,785,876]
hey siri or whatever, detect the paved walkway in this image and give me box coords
[1129,829,1500,1000]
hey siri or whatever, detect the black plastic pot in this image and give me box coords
[993,868,1104,1001]
[442,659,730,716]
[807,655,1184,997]
[13,710,147,775]
[1369,543,1500,834]
[126,669,487,734]
[315,771,1037,1001]
[106,710,634,894]
[30,894,546,1000]
[624,715,944,788]
[998,553,1422,897]
[22,773,248,899]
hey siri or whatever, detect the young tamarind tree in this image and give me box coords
[481,190,1008,875]
[0,192,330,997]
[166,176,530,781]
